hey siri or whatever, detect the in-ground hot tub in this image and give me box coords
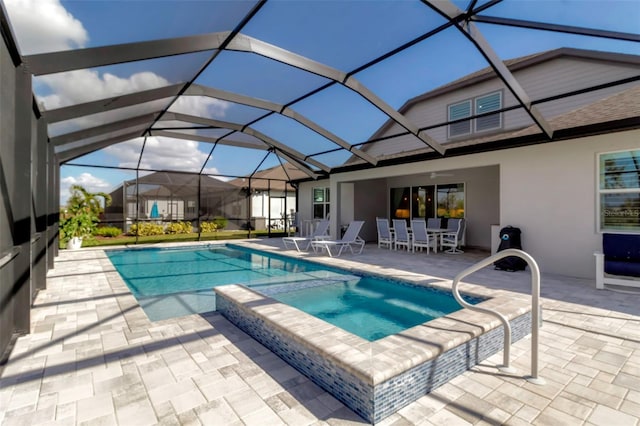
[215,279,531,423]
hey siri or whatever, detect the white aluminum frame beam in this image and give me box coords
[24,32,230,76]
[57,131,143,163]
[150,129,265,150]
[50,113,158,146]
[43,84,184,123]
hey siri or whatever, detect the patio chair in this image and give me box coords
[411,219,437,254]
[426,217,441,229]
[392,219,411,251]
[376,217,394,249]
[310,220,365,257]
[440,218,466,254]
[282,219,330,251]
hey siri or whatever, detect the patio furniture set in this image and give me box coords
[377,217,466,254]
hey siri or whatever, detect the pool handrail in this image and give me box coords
[451,248,545,385]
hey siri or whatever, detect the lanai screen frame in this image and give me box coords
[6,0,640,215]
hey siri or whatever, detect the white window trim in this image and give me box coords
[596,149,640,233]
[312,187,330,219]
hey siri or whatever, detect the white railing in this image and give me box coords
[452,248,545,385]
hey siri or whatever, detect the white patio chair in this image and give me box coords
[426,217,441,229]
[376,217,394,249]
[311,220,365,257]
[392,219,411,251]
[440,218,466,254]
[411,219,437,254]
[282,219,329,251]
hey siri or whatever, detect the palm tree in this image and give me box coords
[60,185,112,248]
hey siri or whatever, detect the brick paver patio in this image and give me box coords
[1,240,638,425]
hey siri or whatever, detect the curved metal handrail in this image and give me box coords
[452,248,545,384]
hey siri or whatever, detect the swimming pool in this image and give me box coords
[106,242,532,423]
[216,278,532,424]
[106,244,478,341]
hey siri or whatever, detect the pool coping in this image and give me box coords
[214,282,530,387]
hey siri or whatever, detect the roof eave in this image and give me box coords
[303,117,640,180]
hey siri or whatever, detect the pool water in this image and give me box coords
[106,245,326,320]
[107,245,478,340]
[269,279,476,341]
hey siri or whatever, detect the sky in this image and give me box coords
[1,0,638,206]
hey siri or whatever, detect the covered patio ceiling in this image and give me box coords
[3,0,639,182]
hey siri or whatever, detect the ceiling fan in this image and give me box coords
[430,172,454,179]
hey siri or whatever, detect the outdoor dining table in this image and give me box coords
[426,228,449,252]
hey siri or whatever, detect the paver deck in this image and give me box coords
[1,239,638,425]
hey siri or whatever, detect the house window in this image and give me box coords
[313,187,330,219]
[598,149,640,232]
[448,91,502,138]
[391,184,463,220]
[448,100,472,138]
[437,183,465,218]
[475,92,502,132]
[186,200,196,214]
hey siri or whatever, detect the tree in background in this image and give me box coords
[60,184,112,247]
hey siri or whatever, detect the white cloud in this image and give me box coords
[8,0,230,177]
[104,137,220,175]
[170,96,230,119]
[39,70,171,110]
[4,0,88,55]
[60,172,112,206]
[103,139,144,169]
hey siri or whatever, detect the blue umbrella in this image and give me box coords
[150,201,160,219]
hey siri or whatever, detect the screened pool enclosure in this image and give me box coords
[0,0,638,357]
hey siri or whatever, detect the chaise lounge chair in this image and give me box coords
[282,219,330,251]
[310,220,365,257]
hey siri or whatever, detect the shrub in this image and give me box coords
[200,221,218,233]
[213,216,228,230]
[128,223,164,236]
[94,226,122,238]
[60,184,112,245]
[165,221,193,234]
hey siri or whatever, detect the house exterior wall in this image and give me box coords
[299,129,639,280]
[298,182,328,217]
[354,179,387,241]
[497,129,638,280]
[365,56,639,157]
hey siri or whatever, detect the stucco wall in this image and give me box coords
[353,179,387,241]
[298,129,640,280]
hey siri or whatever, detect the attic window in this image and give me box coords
[448,100,472,138]
[448,91,502,139]
[475,92,502,132]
